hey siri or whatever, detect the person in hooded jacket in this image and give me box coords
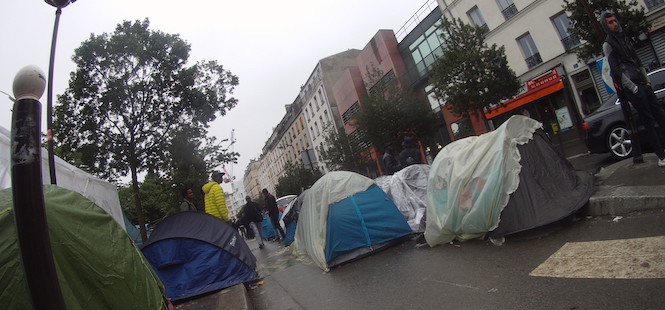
[202,171,229,222]
[399,137,422,168]
[241,196,265,248]
[600,11,665,167]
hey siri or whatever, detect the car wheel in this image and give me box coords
[607,124,632,159]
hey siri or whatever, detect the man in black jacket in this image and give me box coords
[241,196,264,249]
[262,188,286,241]
[601,11,665,167]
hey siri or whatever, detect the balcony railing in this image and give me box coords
[525,53,543,69]
[645,0,665,10]
[561,34,581,51]
[501,4,518,20]
[478,23,489,34]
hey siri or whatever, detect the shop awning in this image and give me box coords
[484,80,564,119]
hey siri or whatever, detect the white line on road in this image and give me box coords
[530,236,665,279]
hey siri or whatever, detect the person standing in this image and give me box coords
[262,188,285,241]
[241,196,265,249]
[399,137,422,168]
[179,188,197,212]
[382,142,401,175]
[202,171,230,222]
[601,11,665,167]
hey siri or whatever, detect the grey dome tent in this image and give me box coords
[426,116,594,246]
[0,185,168,309]
[375,164,430,233]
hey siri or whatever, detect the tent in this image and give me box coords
[0,185,167,310]
[141,212,258,301]
[425,116,594,246]
[279,190,309,246]
[375,164,430,233]
[292,171,412,271]
[0,125,126,231]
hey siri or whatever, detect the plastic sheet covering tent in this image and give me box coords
[0,125,125,231]
[425,116,593,246]
[292,171,412,271]
[375,164,430,232]
[141,212,258,301]
[0,185,167,310]
[280,190,309,246]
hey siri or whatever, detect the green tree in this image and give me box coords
[119,173,172,226]
[563,0,649,60]
[429,18,521,118]
[319,126,370,173]
[352,68,438,153]
[275,161,323,197]
[54,19,239,241]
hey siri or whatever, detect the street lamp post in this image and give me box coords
[45,0,76,185]
[11,65,67,309]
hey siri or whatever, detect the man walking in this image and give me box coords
[601,11,665,167]
[179,188,197,212]
[382,142,400,175]
[262,188,286,241]
[241,196,265,249]
[202,171,230,222]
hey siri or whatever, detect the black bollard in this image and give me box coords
[10,65,67,309]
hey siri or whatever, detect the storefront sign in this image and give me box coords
[556,106,573,130]
[527,69,561,90]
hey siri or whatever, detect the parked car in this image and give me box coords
[582,67,665,159]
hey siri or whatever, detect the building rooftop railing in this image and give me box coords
[395,0,439,42]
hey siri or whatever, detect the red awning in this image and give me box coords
[484,80,564,119]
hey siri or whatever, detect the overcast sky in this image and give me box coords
[1,0,430,191]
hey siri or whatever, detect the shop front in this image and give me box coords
[484,67,588,157]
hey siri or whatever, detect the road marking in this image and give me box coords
[530,236,665,279]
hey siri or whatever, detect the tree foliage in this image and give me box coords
[429,18,521,118]
[563,0,649,60]
[118,173,172,226]
[319,126,372,173]
[54,19,239,240]
[275,161,323,197]
[352,67,438,153]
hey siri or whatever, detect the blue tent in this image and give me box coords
[292,171,412,271]
[141,212,257,301]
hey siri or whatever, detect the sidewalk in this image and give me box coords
[584,152,665,216]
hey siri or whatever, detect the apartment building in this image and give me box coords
[243,159,262,200]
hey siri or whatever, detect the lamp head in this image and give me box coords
[13,65,46,101]
[44,0,75,8]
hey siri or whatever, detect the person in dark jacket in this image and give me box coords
[399,137,422,168]
[382,142,401,175]
[262,188,286,241]
[600,11,665,167]
[241,196,264,249]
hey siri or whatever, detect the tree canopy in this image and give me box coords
[352,67,438,154]
[319,126,368,173]
[275,161,322,197]
[564,0,650,60]
[429,18,521,118]
[54,19,239,240]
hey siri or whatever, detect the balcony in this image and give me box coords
[525,53,543,69]
[561,34,581,51]
[479,23,489,34]
[501,4,518,20]
[645,0,665,10]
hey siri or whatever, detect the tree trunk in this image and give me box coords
[130,161,147,242]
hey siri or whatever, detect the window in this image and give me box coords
[467,6,488,33]
[342,102,361,123]
[646,0,665,10]
[497,0,518,20]
[324,110,329,123]
[518,33,542,68]
[552,12,579,51]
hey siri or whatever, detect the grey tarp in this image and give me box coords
[375,164,430,232]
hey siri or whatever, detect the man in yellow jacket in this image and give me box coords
[202,171,229,222]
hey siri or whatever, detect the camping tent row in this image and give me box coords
[288,116,593,271]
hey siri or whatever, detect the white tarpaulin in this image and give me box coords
[0,125,125,230]
[291,171,374,271]
[425,116,542,246]
[375,164,430,233]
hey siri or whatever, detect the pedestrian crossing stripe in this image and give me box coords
[530,236,665,279]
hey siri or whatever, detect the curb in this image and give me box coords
[174,284,251,310]
[586,185,665,215]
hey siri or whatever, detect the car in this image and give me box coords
[582,67,665,159]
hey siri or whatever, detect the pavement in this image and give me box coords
[181,152,665,310]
